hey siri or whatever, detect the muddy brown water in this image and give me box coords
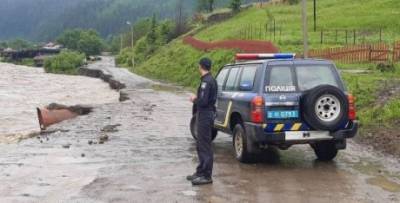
[0,62,119,143]
[0,57,399,202]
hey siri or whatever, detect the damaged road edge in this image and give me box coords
[79,67,130,102]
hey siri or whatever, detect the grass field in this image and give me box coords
[131,0,400,145]
[196,0,400,52]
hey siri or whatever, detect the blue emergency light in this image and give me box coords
[235,53,296,60]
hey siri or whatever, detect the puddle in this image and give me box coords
[351,160,383,176]
[367,176,400,193]
[348,158,400,193]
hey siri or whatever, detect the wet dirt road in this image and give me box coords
[0,57,400,202]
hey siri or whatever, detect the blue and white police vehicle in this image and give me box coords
[191,53,358,163]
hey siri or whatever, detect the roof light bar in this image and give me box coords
[235,53,296,61]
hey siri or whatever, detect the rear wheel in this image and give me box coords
[312,141,338,161]
[233,124,254,163]
[190,115,217,141]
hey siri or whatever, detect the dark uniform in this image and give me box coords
[193,72,218,179]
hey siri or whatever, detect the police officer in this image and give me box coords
[187,57,217,186]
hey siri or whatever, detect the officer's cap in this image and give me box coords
[199,57,212,71]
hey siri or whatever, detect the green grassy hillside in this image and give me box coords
[196,0,400,52]
[132,0,400,143]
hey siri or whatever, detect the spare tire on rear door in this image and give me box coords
[301,85,349,131]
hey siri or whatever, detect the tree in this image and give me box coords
[146,14,158,46]
[158,21,174,45]
[7,39,34,50]
[77,30,104,56]
[174,0,188,37]
[207,0,215,12]
[230,0,242,12]
[57,29,81,50]
[197,0,214,13]
[0,41,8,49]
[57,29,104,56]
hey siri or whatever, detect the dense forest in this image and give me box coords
[0,0,258,41]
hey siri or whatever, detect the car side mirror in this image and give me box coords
[239,81,253,91]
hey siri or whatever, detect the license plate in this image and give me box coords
[267,110,299,119]
[285,131,331,141]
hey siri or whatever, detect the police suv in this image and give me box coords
[191,53,358,163]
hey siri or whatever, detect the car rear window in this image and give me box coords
[266,66,296,92]
[296,65,339,91]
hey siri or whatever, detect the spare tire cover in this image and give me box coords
[301,85,349,131]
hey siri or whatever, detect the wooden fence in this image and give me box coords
[309,42,400,63]
[394,41,400,62]
[318,28,384,45]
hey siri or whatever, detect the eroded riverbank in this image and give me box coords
[0,62,119,143]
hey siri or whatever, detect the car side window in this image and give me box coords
[224,66,240,91]
[239,65,258,91]
[216,68,229,92]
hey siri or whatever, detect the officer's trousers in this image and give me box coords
[196,111,214,178]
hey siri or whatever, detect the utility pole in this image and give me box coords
[302,0,309,58]
[126,21,135,68]
[131,26,134,48]
[313,0,317,32]
[120,35,123,54]
[126,21,134,48]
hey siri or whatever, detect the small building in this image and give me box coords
[43,42,62,50]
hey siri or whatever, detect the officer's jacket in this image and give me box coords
[195,72,217,112]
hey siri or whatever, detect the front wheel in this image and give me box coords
[190,115,217,141]
[312,141,338,161]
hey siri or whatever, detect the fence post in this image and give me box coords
[320,29,323,44]
[335,30,338,44]
[368,45,372,62]
[345,30,348,44]
[380,28,382,42]
[353,29,356,44]
[273,19,276,41]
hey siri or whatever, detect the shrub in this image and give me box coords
[376,63,395,73]
[115,48,135,67]
[44,50,85,74]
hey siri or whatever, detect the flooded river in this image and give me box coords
[0,62,119,143]
[0,57,399,202]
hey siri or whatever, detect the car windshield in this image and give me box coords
[295,65,339,91]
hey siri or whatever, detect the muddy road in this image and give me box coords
[0,57,399,202]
